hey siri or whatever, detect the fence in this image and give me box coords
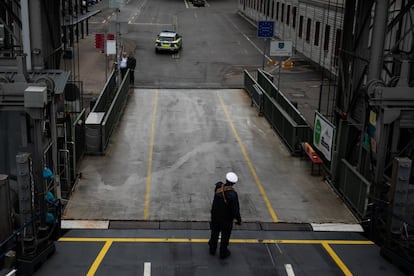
[336,158,371,217]
[85,70,130,154]
[244,70,264,115]
[244,70,312,154]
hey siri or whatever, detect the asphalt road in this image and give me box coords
[89,0,265,88]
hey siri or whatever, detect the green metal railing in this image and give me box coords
[244,70,312,154]
[101,72,130,151]
[85,70,130,154]
[337,158,371,217]
[244,70,263,115]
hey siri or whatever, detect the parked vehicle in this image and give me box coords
[155,30,183,53]
[193,0,205,7]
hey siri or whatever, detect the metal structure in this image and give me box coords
[0,1,126,272]
[334,0,414,270]
[0,0,95,273]
[239,0,414,270]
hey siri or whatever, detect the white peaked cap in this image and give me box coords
[226,172,238,184]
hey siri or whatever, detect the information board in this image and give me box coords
[270,40,292,56]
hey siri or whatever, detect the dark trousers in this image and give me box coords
[120,67,128,80]
[129,70,134,84]
[208,220,233,255]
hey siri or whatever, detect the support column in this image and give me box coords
[368,0,389,81]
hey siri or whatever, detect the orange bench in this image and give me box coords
[301,142,323,175]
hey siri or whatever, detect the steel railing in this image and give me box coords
[85,70,130,154]
[244,70,312,154]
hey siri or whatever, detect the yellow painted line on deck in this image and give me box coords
[144,90,159,220]
[59,237,373,246]
[218,94,279,222]
[87,240,113,276]
[322,242,353,276]
[61,237,372,275]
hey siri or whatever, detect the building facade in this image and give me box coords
[238,0,344,73]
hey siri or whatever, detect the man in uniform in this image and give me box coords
[127,51,136,84]
[208,172,242,259]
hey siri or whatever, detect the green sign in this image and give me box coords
[109,0,125,8]
[313,112,335,161]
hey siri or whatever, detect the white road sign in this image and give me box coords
[270,40,292,57]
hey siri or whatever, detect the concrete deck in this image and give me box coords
[63,88,356,225]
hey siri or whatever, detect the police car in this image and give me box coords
[155,30,182,53]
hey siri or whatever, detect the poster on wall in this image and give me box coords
[313,112,335,161]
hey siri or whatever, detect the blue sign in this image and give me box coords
[257,21,275,38]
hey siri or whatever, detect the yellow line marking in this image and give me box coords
[322,242,353,276]
[59,237,373,245]
[86,240,112,276]
[218,94,279,222]
[144,90,159,220]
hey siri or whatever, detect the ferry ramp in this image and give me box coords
[62,88,357,227]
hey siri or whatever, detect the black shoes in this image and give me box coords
[220,250,231,259]
[208,241,216,256]
[208,242,231,259]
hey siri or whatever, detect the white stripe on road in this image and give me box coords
[311,223,364,232]
[223,15,272,63]
[284,264,295,276]
[144,262,151,276]
[61,220,109,229]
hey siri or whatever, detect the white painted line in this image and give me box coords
[265,244,276,267]
[224,15,272,62]
[144,262,151,276]
[6,269,17,276]
[311,223,364,232]
[128,23,173,26]
[61,220,109,229]
[284,264,295,276]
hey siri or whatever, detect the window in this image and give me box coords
[266,0,270,17]
[306,18,312,42]
[324,25,330,51]
[286,5,290,26]
[314,21,320,46]
[299,15,303,38]
[271,1,274,18]
[281,3,285,22]
[292,7,297,28]
[334,28,342,65]
[276,2,279,20]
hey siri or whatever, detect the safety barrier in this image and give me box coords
[91,70,118,113]
[336,159,371,217]
[244,70,312,154]
[101,72,130,151]
[244,70,263,115]
[85,70,130,154]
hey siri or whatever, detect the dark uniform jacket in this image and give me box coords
[211,181,241,223]
[127,56,136,70]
